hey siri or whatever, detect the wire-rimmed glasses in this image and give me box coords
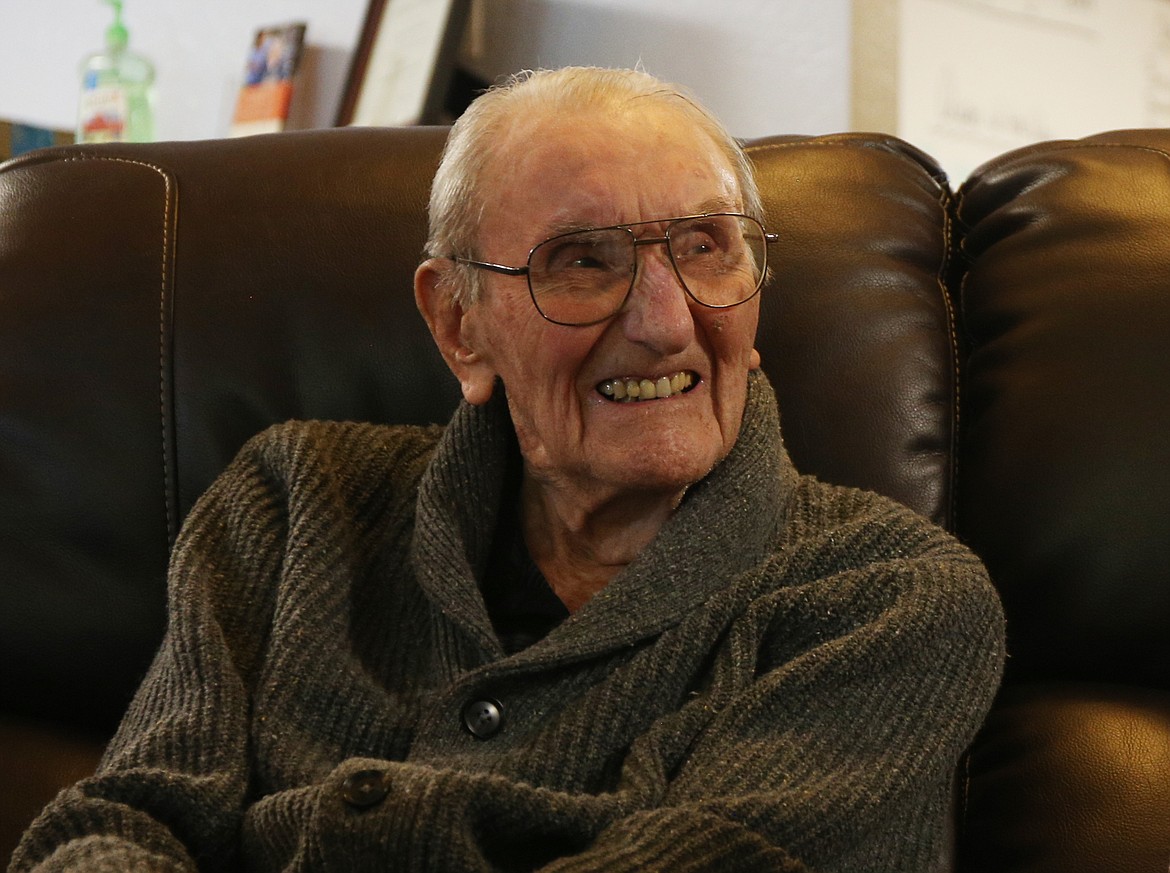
[449,212,777,326]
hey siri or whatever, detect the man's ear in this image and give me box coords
[414,259,497,405]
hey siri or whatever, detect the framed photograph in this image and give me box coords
[337,0,471,127]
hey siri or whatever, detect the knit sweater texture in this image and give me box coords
[11,373,1004,872]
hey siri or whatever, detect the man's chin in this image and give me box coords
[586,443,724,497]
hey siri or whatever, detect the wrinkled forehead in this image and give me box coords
[478,105,742,245]
[489,101,736,181]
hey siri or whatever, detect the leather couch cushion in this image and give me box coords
[955,131,1170,687]
[960,683,1170,872]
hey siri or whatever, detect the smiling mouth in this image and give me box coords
[597,371,696,403]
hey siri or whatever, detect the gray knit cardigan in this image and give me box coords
[11,372,1004,872]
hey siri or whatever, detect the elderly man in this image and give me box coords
[11,67,1003,872]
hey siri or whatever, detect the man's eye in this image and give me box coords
[547,243,622,272]
[677,235,719,257]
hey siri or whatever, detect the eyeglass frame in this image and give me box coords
[446,212,779,327]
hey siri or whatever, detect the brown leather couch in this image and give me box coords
[1,126,1168,871]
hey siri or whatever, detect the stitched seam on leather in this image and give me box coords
[62,154,176,553]
[939,186,961,533]
[950,181,974,538]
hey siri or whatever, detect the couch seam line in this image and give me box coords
[61,154,177,551]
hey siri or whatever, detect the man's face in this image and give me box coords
[458,106,761,503]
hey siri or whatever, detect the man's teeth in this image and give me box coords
[598,371,695,402]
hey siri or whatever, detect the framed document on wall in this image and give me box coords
[853,0,1170,180]
[337,0,471,126]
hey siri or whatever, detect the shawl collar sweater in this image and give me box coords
[11,372,1004,873]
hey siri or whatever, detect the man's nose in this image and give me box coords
[618,241,694,352]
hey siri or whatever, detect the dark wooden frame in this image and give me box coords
[335,0,471,126]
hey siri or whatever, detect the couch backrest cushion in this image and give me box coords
[0,128,457,730]
[0,153,178,730]
[750,134,957,527]
[955,130,1170,686]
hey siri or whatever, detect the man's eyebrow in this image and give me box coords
[694,196,742,214]
[543,217,598,237]
[542,199,745,238]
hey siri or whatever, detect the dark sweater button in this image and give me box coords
[462,698,504,739]
[341,769,389,808]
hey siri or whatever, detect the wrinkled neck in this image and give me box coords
[518,470,684,612]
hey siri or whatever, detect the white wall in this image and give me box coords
[855,0,1170,181]
[461,0,853,139]
[0,0,853,143]
[4,1,1164,176]
[0,0,371,141]
[896,0,1170,180]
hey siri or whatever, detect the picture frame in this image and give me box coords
[336,0,471,127]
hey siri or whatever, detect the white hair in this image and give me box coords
[424,66,763,305]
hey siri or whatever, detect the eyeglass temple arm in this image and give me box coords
[449,256,529,277]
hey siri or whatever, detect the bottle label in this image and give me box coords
[78,86,128,143]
